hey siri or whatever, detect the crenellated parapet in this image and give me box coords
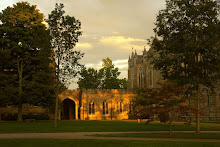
[81,89,131,94]
[59,89,133,102]
[128,46,149,69]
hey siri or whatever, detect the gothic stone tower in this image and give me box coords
[127,47,220,121]
[127,47,162,90]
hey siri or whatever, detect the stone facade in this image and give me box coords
[128,47,162,90]
[58,47,220,121]
[194,83,220,121]
[58,89,133,120]
[127,47,220,121]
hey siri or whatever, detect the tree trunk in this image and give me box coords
[196,84,200,134]
[169,111,172,135]
[54,53,60,128]
[0,109,2,121]
[17,57,23,121]
[195,49,201,134]
[54,95,58,128]
[18,104,22,121]
[111,101,112,120]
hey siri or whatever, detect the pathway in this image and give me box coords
[0,131,220,142]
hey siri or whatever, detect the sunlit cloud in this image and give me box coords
[113,59,128,70]
[85,62,102,70]
[99,36,149,51]
[85,59,128,73]
[100,36,144,44]
[112,32,119,34]
[75,42,92,50]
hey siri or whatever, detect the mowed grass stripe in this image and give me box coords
[0,139,220,147]
[0,120,220,133]
[93,133,220,139]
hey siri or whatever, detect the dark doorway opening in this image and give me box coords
[62,99,75,120]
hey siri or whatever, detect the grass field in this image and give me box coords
[0,139,220,147]
[0,120,220,133]
[93,133,220,139]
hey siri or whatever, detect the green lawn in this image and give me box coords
[0,120,220,133]
[93,133,220,139]
[0,139,220,147]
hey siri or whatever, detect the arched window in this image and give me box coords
[103,101,108,114]
[117,102,123,113]
[89,101,95,115]
[138,66,143,88]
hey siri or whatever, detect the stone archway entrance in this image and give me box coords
[62,99,76,120]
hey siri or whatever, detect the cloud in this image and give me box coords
[75,42,92,50]
[99,36,149,51]
[84,59,128,72]
[85,62,102,70]
[112,32,119,34]
[113,59,128,70]
[0,0,166,90]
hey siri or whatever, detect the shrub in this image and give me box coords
[1,113,50,121]
[2,114,18,121]
[22,113,50,120]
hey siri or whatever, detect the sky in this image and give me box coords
[0,0,166,89]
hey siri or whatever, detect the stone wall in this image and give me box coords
[58,89,134,120]
[80,89,133,120]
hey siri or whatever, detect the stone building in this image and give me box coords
[197,83,220,121]
[57,47,163,121]
[127,47,163,90]
[127,47,220,121]
[58,89,133,120]
[1,47,220,121]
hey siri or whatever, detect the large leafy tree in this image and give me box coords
[0,2,55,121]
[47,3,84,128]
[151,0,220,134]
[78,68,103,89]
[77,57,127,89]
[132,82,191,135]
[101,57,126,89]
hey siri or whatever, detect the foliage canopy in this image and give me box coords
[0,2,55,120]
[78,57,127,89]
[150,0,220,134]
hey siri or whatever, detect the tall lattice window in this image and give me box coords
[149,69,153,86]
[138,66,143,88]
[89,101,95,115]
[117,102,123,113]
[103,101,108,114]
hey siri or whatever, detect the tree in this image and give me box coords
[0,2,55,121]
[133,82,190,135]
[119,78,127,89]
[47,3,84,128]
[77,57,127,89]
[150,0,220,134]
[153,82,190,135]
[101,57,126,89]
[77,68,103,89]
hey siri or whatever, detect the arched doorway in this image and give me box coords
[62,99,76,120]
